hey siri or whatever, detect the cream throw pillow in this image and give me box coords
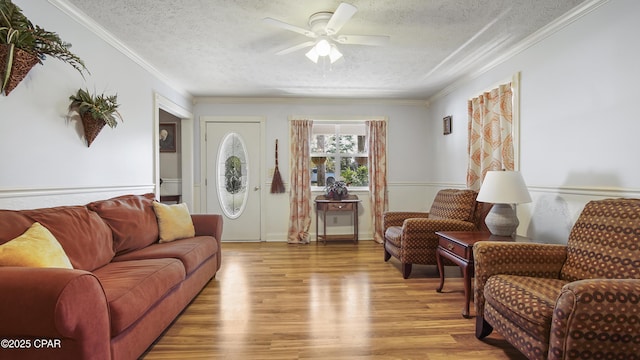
[153,202,195,243]
[0,222,73,269]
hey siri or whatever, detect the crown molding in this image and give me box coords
[426,0,610,106]
[48,0,191,99]
[193,96,428,107]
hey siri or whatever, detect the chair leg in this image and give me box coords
[402,263,412,279]
[384,248,391,262]
[475,315,493,339]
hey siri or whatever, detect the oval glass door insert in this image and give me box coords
[217,132,249,219]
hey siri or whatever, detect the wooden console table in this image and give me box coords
[435,231,532,318]
[314,195,360,245]
[160,195,181,204]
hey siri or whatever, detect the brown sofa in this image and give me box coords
[0,194,222,360]
[474,198,640,360]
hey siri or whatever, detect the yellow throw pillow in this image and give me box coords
[0,222,73,269]
[153,202,196,243]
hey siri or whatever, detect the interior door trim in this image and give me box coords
[200,116,266,242]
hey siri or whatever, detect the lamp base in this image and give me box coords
[485,203,519,237]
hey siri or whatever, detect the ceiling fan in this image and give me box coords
[263,2,390,64]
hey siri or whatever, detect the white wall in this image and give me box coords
[425,0,640,243]
[0,0,192,209]
[3,1,638,244]
[192,98,432,241]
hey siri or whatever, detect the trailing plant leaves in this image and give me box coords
[0,0,88,76]
[1,42,13,91]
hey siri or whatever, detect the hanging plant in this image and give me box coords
[68,88,123,147]
[0,0,88,95]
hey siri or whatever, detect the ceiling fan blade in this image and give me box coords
[336,34,390,46]
[326,3,357,35]
[275,41,316,55]
[263,17,316,38]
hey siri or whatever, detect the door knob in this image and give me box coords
[254,186,260,191]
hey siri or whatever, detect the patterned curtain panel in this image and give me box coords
[288,119,313,244]
[466,83,514,190]
[366,120,388,244]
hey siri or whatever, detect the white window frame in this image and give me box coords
[309,119,369,192]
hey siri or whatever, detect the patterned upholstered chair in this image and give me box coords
[474,198,640,360]
[383,189,489,279]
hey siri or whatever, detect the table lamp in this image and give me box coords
[476,170,532,236]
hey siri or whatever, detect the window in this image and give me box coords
[310,122,368,188]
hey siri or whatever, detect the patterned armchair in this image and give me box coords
[383,189,489,279]
[474,198,640,360]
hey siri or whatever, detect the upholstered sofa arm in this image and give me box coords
[383,211,429,231]
[548,278,640,360]
[192,214,223,242]
[0,267,110,360]
[473,242,567,317]
[191,214,223,271]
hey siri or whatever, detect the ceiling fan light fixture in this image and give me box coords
[329,44,343,63]
[265,2,390,67]
[316,39,331,56]
[306,39,342,64]
[305,47,320,63]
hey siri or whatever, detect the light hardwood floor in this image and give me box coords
[142,241,526,359]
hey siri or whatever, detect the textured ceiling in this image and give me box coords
[62,0,589,99]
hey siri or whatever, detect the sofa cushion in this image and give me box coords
[93,258,186,336]
[18,206,114,271]
[0,222,73,269]
[484,275,568,339]
[152,202,195,243]
[113,236,218,275]
[87,194,159,255]
[429,189,477,221]
[0,210,41,244]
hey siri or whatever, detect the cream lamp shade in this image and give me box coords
[476,170,532,236]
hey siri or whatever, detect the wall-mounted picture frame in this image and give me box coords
[159,123,177,152]
[443,116,452,135]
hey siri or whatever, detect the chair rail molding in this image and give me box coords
[0,185,155,210]
[527,185,640,198]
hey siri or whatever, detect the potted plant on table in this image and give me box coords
[0,0,88,95]
[325,180,349,200]
[68,88,123,147]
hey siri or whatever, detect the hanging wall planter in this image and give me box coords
[68,88,123,147]
[0,44,39,95]
[80,112,105,147]
[0,0,88,95]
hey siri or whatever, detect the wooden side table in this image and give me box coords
[435,231,531,318]
[160,195,181,204]
[315,195,360,245]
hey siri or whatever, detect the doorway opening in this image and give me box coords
[154,93,194,210]
[159,110,182,203]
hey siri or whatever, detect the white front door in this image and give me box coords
[205,119,262,241]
